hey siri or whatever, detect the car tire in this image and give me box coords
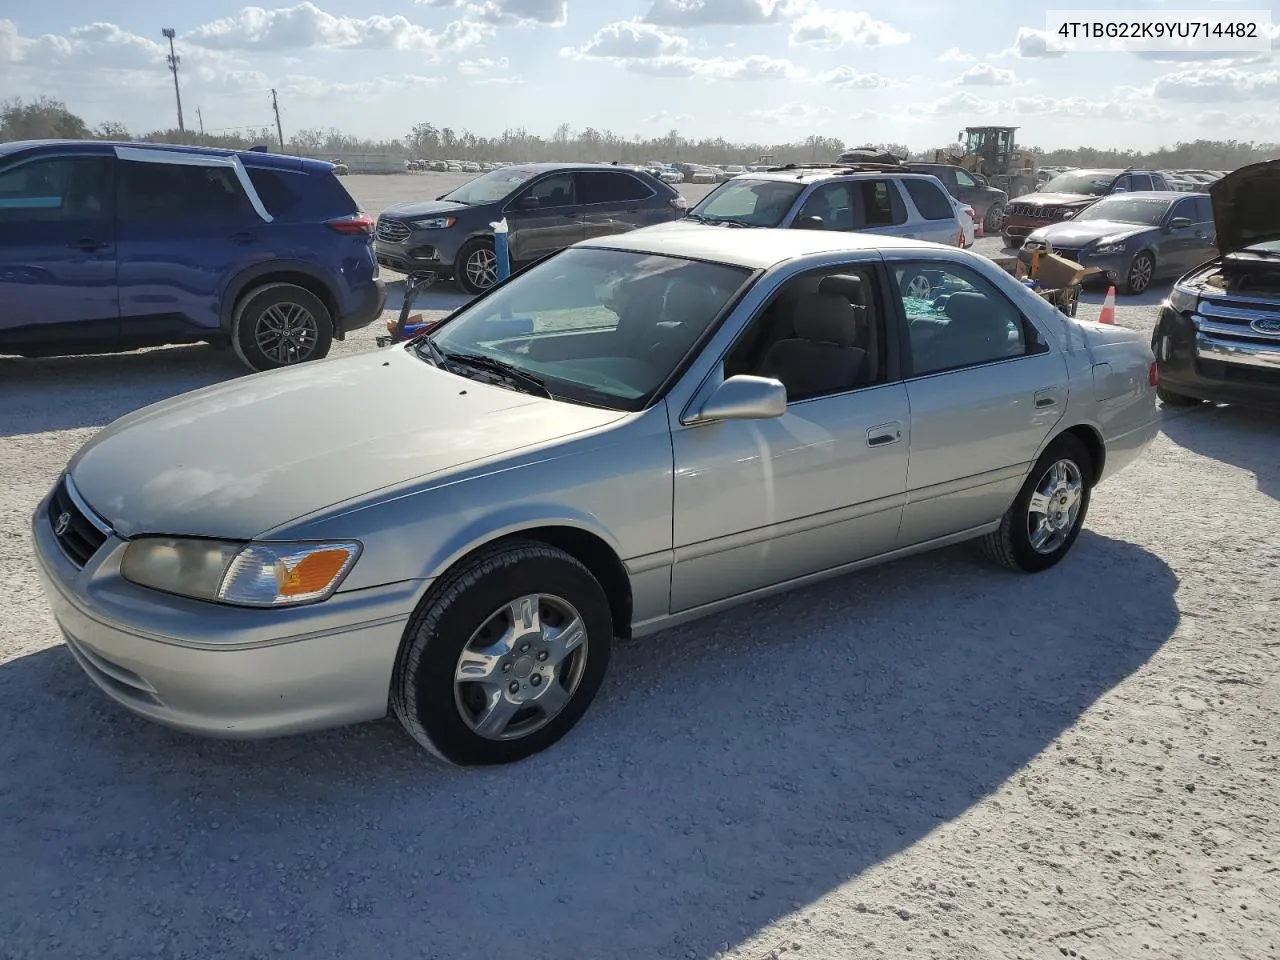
[1124,251,1155,295]
[390,540,614,766]
[455,237,500,295]
[984,202,1005,233]
[1157,384,1202,407]
[231,283,333,373]
[899,268,933,300]
[981,433,1093,574]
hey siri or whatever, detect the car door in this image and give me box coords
[503,172,585,266]
[886,256,1069,547]
[115,151,267,341]
[668,260,910,613]
[575,170,659,241]
[0,150,118,349]
[1157,196,1210,276]
[1188,196,1218,266]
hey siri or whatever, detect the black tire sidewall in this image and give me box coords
[455,238,497,295]
[232,284,333,372]
[1005,435,1093,573]
[984,203,1005,232]
[396,545,614,766]
[1126,253,1154,295]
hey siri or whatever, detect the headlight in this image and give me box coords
[410,217,455,229]
[1093,240,1128,256]
[121,538,361,607]
[1167,283,1199,314]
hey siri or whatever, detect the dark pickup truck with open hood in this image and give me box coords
[1151,159,1280,409]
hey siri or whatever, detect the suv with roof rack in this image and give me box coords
[683,162,963,256]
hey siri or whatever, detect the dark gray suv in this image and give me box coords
[375,163,688,293]
[905,162,1009,233]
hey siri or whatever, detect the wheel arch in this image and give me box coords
[1050,422,1106,485]
[220,261,341,336]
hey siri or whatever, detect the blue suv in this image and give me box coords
[0,140,385,371]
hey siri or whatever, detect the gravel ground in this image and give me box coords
[1,174,1277,960]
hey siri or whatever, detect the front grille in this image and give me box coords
[1007,204,1063,220]
[48,475,110,568]
[376,218,410,243]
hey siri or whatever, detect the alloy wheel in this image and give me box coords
[254,302,319,365]
[465,248,499,289]
[1026,459,1084,555]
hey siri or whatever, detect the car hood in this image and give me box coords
[1016,192,1095,208]
[1028,219,1148,247]
[381,198,474,220]
[1210,159,1280,254]
[68,352,624,541]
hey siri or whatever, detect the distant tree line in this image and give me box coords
[4,96,1276,171]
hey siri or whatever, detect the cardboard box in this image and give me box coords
[1031,252,1102,289]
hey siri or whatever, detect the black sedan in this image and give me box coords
[1022,192,1217,295]
[375,163,688,293]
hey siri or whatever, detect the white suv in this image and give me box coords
[685,162,963,247]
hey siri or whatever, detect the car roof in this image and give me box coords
[0,138,335,173]
[578,222,928,269]
[1096,190,1206,200]
[728,166,938,185]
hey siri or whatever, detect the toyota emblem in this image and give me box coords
[53,512,71,537]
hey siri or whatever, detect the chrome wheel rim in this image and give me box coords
[1027,459,1084,555]
[254,302,319,365]
[986,204,1005,230]
[1129,255,1153,293]
[904,273,932,299]
[453,594,588,741]
[465,248,498,289]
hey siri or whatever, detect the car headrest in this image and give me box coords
[661,278,721,323]
[792,294,859,347]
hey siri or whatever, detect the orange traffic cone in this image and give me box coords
[1098,285,1116,324]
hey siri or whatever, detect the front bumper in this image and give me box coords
[1153,306,1280,408]
[32,488,423,739]
[375,231,464,277]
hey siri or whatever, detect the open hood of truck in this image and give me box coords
[1211,159,1280,255]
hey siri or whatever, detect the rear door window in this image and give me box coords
[902,178,954,220]
[577,171,653,205]
[118,161,255,222]
[858,179,907,227]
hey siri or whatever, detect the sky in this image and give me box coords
[2,0,1279,151]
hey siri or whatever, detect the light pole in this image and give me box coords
[162,28,185,133]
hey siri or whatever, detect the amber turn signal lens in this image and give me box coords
[275,549,354,596]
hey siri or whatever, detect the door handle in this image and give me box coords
[1034,389,1057,408]
[866,421,903,447]
[69,238,108,252]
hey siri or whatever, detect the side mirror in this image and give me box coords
[1166,217,1192,230]
[513,195,539,210]
[686,375,787,424]
[794,215,825,230]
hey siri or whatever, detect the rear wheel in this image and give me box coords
[391,541,614,766]
[899,268,933,300]
[231,283,333,373]
[982,434,1093,573]
[1157,384,1202,407]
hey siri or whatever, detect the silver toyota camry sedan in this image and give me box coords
[33,226,1160,766]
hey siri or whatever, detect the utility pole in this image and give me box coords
[271,89,285,152]
[197,107,204,137]
[162,28,185,133]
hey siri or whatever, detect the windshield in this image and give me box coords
[1074,196,1172,225]
[425,247,754,411]
[443,167,538,205]
[688,178,805,226]
[1042,172,1117,196]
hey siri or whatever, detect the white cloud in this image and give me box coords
[788,9,908,48]
[817,66,893,88]
[997,27,1068,58]
[185,2,490,52]
[577,21,689,58]
[954,63,1017,86]
[416,0,567,26]
[937,46,973,62]
[642,0,807,26]
[643,109,693,123]
[471,75,522,84]
[632,53,801,79]
[904,91,1176,124]
[458,55,510,74]
[1151,66,1280,101]
[747,101,832,123]
[278,72,445,99]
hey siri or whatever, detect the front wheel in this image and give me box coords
[391,541,614,766]
[982,434,1093,573]
[231,283,333,373]
[984,202,1005,233]
[1125,252,1155,295]
[455,238,500,295]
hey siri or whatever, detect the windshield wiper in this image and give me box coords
[444,352,554,398]
[411,335,449,367]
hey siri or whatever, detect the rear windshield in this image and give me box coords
[688,178,805,227]
[1042,172,1118,195]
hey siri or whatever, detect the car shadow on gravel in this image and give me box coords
[0,532,1178,960]
[0,347,243,437]
[1160,401,1280,501]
